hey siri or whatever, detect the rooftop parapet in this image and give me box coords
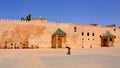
[89,24,98,26]
[106,24,116,27]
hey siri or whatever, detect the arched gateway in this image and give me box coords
[100,31,116,47]
[52,28,66,48]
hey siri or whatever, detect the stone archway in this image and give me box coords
[100,31,116,47]
[52,28,66,48]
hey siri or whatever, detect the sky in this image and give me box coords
[0,0,120,26]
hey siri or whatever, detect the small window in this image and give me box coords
[87,32,89,36]
[93,38,94,40]
[104,38,107,41]
[82,32,84,36]
[88,38,89,40]
[110,38,112,41]
[74,27,77,32]
[92,33,94,36]
[82,38,84,40]
[114,29,116,31]
[11,43,13,46]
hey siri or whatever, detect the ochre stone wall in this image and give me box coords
[0,19,120,48]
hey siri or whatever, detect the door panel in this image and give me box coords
[58,37,62,48]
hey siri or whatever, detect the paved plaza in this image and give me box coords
[0,47,120,68]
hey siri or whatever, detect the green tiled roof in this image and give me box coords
[102,31,115,36]
[53,28,66,35]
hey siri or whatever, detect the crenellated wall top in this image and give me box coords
[0,19,74,25]
[0,19,119,29]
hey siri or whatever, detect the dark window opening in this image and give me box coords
[114,29,116,31]
[74,27,77,32]
[82,38,84,40]
[92,33,94,36]
[104,38,107,41]
[88,38,89,40]
[87,32,89,36]
[93,38,94,40]
[11,43,13,46]
[110,38,112,41]
[82,32,84,36]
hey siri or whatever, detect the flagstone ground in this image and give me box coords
[0,47,120,68]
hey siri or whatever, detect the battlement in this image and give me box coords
[0,19,21,22]
[0,19,119,29]
[0,19,73,25]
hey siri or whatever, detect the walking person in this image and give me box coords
[66,44,71,55]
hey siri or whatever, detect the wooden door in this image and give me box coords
[58,37,62,48]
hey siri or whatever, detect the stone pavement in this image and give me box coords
[0,56,47,68]
[40,54,120,68]
[0,48,120,68]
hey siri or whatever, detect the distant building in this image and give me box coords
[0,18,120,49]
